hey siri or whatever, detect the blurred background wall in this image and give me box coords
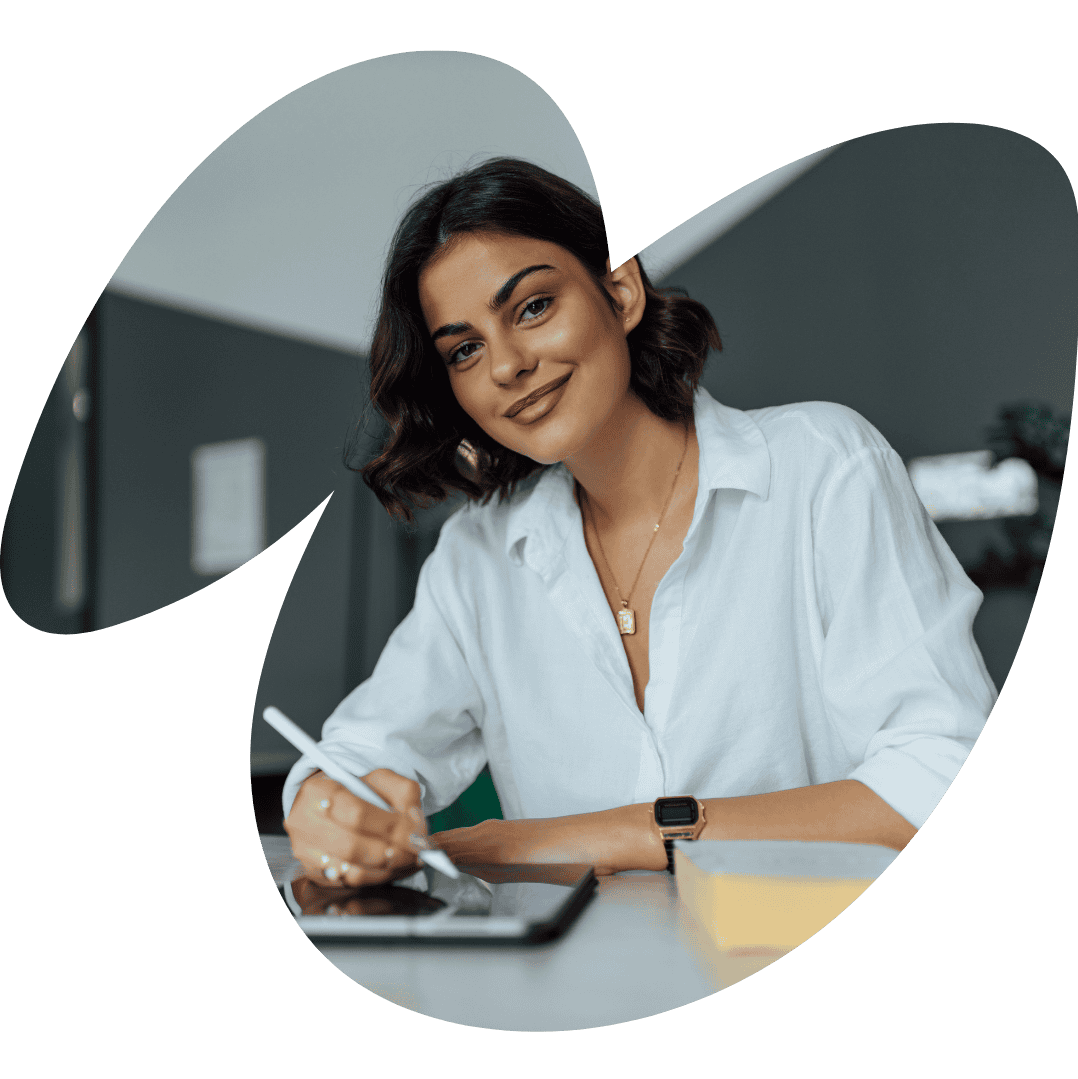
[2,54,1074,832]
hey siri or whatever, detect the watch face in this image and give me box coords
[654,797,698,827]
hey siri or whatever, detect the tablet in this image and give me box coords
[279,861,598,945]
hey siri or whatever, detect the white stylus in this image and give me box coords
[262,706,459,879]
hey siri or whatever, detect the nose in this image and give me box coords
[488,336,538,386]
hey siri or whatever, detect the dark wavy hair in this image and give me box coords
[354,157,722,521]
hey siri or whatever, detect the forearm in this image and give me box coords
[617,781,919,871]
[699,780,917,850]
[433,780,916,874]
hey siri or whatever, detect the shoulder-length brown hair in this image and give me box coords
[354,158,721,521]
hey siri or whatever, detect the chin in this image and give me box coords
[494,394,615,466]
[514,428,591,467]
[516,446,568,468]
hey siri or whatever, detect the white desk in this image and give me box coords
[263,836,785,1031]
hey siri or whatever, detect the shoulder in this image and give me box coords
[430,497,504,567]
[428,469,547,570]
[747,401,894,464]
[748,401,903,490]
[740,401,907,513]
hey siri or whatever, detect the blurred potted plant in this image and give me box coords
[967,403,1069,590]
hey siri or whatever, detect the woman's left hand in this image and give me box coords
[432,803,669,876]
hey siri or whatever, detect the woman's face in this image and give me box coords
[418,231,645,466]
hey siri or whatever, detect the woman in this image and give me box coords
[282,158,995,888]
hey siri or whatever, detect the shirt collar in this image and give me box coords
[503,387,771,572]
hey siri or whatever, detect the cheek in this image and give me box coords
[447,376,517,449]
[546,299,624,371]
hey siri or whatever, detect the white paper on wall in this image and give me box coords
[191,438,266,575]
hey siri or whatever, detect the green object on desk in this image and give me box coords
[427,766,503,832]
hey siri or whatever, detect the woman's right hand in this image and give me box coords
[284,769,428,888]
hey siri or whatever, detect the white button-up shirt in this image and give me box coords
[283,389,996,830]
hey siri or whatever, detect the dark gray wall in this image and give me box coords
[1,330,94,635]
[94,292,365,628]
[665,124,1075,454]
[90,292,367,770]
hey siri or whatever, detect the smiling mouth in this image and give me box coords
[504,373,572,419]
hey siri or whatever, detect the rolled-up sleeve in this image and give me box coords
[281,539,487,819]
[814,445,997,828]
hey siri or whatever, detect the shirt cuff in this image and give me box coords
[281,759,321,820]
[847,738,974,830]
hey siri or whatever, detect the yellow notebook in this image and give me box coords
[674,840,898,951]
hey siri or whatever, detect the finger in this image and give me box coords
[337,853,421,888]
[312,813,423,874]
[294,845,421,892]
[299,776,388,832]
[304,763,425,845]
[295,828,397,889]
[287,812,415,888]
[295,772,405,854]
[363,769,427,836]
[301,847,393,888]
[362,770,429,862]
[288,771,424,875]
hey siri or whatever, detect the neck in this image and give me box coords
[564,392,696,528]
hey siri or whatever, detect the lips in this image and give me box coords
[504,373,572,419]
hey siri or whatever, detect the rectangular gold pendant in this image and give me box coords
[616,607,636,635]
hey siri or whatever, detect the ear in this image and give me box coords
[604,257,646,335]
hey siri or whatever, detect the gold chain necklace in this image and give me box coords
[580,425,690,636]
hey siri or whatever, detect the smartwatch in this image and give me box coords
[653,796,706,873]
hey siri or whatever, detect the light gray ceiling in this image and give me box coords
[110,53,830,353]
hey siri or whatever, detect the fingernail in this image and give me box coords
[408,806,424,825]
[409,834,431,851]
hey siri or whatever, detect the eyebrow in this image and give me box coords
[430,264,556,343]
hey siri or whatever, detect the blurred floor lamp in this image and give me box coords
[907,450,1038,522]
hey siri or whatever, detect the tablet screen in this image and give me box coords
[282,863,597,942]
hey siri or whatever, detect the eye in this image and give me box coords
[446,293,556,369]
[446,340,481,366]
[519,296,553,322]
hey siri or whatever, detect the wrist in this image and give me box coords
[651,796,707,873]
[643,808,673,872]
[579,804,673,873]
